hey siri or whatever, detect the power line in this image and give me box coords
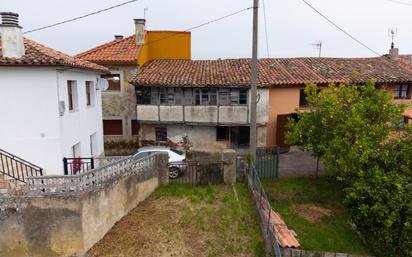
[382,0,412,6]
[141,7,253,48]
[300,0,381,56]
[23,0,140,34]
[262,0,270,57]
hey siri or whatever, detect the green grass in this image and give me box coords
[262,177,370,255]
[154,184,264,257]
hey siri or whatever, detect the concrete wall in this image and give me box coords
[0,155,167,257]
[278,146,326,178]
[0,67,104,175]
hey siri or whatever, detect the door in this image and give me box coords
[276,114,292,149]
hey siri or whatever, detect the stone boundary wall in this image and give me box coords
[281,248,373,257]
[0,153,169,257]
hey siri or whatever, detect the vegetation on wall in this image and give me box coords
[286,82,412,257]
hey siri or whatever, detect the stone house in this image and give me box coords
[130,52,412,152]
[0,12,109,176]
[76,19,191,155]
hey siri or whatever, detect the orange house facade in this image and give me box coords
[131,55,412,152]
[76,19,191,154]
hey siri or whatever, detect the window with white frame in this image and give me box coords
[85,81,95,106]
[67,81,79,111]
[90,133,97,156]
[394,84,411,99]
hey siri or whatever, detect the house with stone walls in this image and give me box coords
[129,51,412,152]
[0,12,109,182]
[76,19,191,155]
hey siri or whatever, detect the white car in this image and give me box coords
[133,146,187,179]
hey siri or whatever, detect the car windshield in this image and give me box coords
[170,148,184,155]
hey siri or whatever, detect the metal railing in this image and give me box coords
[63,157,94,175]
[0,148,43,183]
[247,162,282,257]
[169,160,225,185]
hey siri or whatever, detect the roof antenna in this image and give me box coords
[144,8,149,20]
[310,40,322,57]
[389,28,397,49]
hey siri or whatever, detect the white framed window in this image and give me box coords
[72,142,81,158]
[67,80,79,111]
[90,133,97,156]
[86,81,95,106]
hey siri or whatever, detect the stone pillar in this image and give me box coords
[222,149,237,185]
[157,153,170,186]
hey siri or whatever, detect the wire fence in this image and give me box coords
[246,162,282,257]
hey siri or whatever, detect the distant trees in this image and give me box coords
[286,82,412,257]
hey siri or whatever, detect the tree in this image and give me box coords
[285,81,412,256]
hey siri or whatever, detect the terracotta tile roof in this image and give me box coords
[0,37,109,73]
[131,57,412,87]
[75,35,140,64]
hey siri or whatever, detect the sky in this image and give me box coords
[1,0,412,59]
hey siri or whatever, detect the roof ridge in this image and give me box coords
[75,34,135,58]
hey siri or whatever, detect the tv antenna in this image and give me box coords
[389,28,397,49]
[310,41,323,57]
[144,8,149,20]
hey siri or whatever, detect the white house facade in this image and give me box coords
[0,12,108,175]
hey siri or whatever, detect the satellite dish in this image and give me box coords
[97,78,109,91]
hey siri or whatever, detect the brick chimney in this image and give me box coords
[389,42,399,60]
[0,12,25,58]
[134,19,145,45]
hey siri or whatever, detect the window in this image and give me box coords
[101,74,121,91]
[299,89,308,107]
[216,126,230,141]
[230,89,240,104]
[167,88,175,104]
[239,89,248,104]
[131,120,140,135]
[201,89,209,105]
[136,87,151,104]
[159,88,167,104]
[209,89,217,105]
[194,88,201,105]
[85,81,95,106]
[183,88,193,105]
[175,88,183,105]
[155,127,167,142]
[394,84,411,99]
[90,133,97,156]
[103,120,123,135]
[67,80,78,111]
[72,142,81,158]
[219,89,230,105]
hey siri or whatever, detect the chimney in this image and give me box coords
[0,12,25,58]
[389,42,399,60]
[114,35,124,40]
[134,19,145,45]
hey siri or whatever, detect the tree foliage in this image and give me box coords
[286,81,412,256]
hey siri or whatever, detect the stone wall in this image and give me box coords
[0,154,169,257]
[281,248,373,257]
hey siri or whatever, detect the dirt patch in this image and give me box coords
[86,185,262,257]
[293,204,333,223]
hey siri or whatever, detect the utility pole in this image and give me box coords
[250,0,259,163]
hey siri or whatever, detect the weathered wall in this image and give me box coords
[0,154,168,257]
[102,65,139,143]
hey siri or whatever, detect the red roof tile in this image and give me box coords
[75,35,140,64]
[131,57,412,87]
[0,37,109,73]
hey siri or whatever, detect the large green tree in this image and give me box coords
[286,81,412,256]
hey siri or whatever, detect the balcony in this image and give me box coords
[137,105,249,125]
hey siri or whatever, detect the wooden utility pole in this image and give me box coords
[250,0,259,163]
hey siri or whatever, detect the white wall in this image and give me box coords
[0,67,104,175]
[57,70,104,166]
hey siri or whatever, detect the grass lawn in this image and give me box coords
[87,184,264,257]
[262,177,370,255]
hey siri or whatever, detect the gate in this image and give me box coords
[169,160,224,185]
[237,146,280,180]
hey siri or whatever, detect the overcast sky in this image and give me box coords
[1,0,411,59]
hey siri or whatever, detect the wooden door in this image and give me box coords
[276,114,292,149]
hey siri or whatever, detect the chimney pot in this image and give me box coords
[0,12,25,58]
[114,35,124,40]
